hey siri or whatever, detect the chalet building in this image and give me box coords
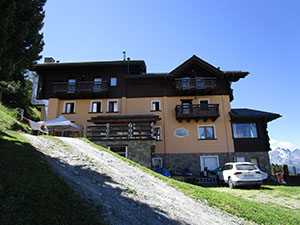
[32,55,280,175]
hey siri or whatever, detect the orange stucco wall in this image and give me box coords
[46,95,234,154]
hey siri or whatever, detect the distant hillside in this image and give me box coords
[269,147,300,173]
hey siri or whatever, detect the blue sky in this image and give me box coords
[40,0,300,150]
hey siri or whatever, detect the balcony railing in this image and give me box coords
[175,77,216,91]
[175,104,220,122]
[52,81,109,94]
[87,122,155,140]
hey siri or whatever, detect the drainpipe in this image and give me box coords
[31,74,49,121]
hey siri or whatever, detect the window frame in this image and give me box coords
[151,100,161,111]
[108,146,128,158]
[67,79,76,93]
[198,99,210,105]
[110,77,117,87]
[63,101,76,114]
[200,155,220,171]
[153,126,162,141]
[107,99,119,113]
[93,77,102,92]
[232,123,258,139]
[198,125,216,140]
[152,157,163,168]
[90,100,102,113]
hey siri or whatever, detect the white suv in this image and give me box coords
[217,162,264,188]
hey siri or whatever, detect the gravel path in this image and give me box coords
[22,134,253,225]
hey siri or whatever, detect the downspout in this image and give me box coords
[31,74,49,121]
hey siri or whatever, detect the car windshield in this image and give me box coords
[236,164,257,170]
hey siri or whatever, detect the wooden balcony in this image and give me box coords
[175,77,216,94]
[87,122,155,140]
[175,104,220,122]
[52,81,108,98]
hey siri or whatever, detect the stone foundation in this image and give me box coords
[154,152,271,176]
[92,140,155,169]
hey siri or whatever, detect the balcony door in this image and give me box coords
[93,78,102,92]
[68,79,76,93]
[181,99,192,115]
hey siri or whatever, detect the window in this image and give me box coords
[199,99,209,105]
[110,77,117,86]
[200,156,219,171]
[108,146,127,158]
[93,78,102,92]
[195,77,205,89]
[232,123,258,138]
[107,100,118,112]
[90,100,102,113]
[153,126,162,140]
[68,79,76,93]
[151,100,161,111]
[152,158,163,169]
[223,164,233,171]
[198,125,216,140]
[181,99,192,114]
[62,131,73,137]
[63,101,75,113]
[235,157,245,162]
[250,157,259,166]
[181,77,191,90]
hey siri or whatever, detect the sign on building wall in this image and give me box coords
[174,128,189,138]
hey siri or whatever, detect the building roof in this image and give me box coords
[170,55,249,82]
[34,59,146,70]
[230,108,281,122]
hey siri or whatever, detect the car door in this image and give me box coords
[222,165,233,182]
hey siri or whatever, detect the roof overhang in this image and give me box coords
[230,108,281,123]
[88,114,161,124]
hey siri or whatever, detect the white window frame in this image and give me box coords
[152,157,163,168]
[108,146,128,158]
[200,155,220,171]
[197,124,216,140]
[90,100,102,113]
[153,126,162,140]
[235,157,245,162]
[151,100,161,111]
[63,101,76,113]
[198,98,210,104]
[107,99,119,112]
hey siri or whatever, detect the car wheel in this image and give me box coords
[228,177,235,189]
[254,184,261,189]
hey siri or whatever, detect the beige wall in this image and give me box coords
[46,95,234,154]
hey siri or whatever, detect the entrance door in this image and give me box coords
[200,156,219,171]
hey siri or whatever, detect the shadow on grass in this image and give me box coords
[40,149,184,225]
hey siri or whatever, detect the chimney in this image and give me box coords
[44,57,55,63]
[122,51,126,61]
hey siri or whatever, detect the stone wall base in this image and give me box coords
[92,140,156,169]
[154,152,271,176]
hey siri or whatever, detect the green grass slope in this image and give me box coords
[0,104,104,225]
[84,138,300,225]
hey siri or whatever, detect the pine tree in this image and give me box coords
[0,0,46,82]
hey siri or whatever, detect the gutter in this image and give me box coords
[31,74,49,121]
